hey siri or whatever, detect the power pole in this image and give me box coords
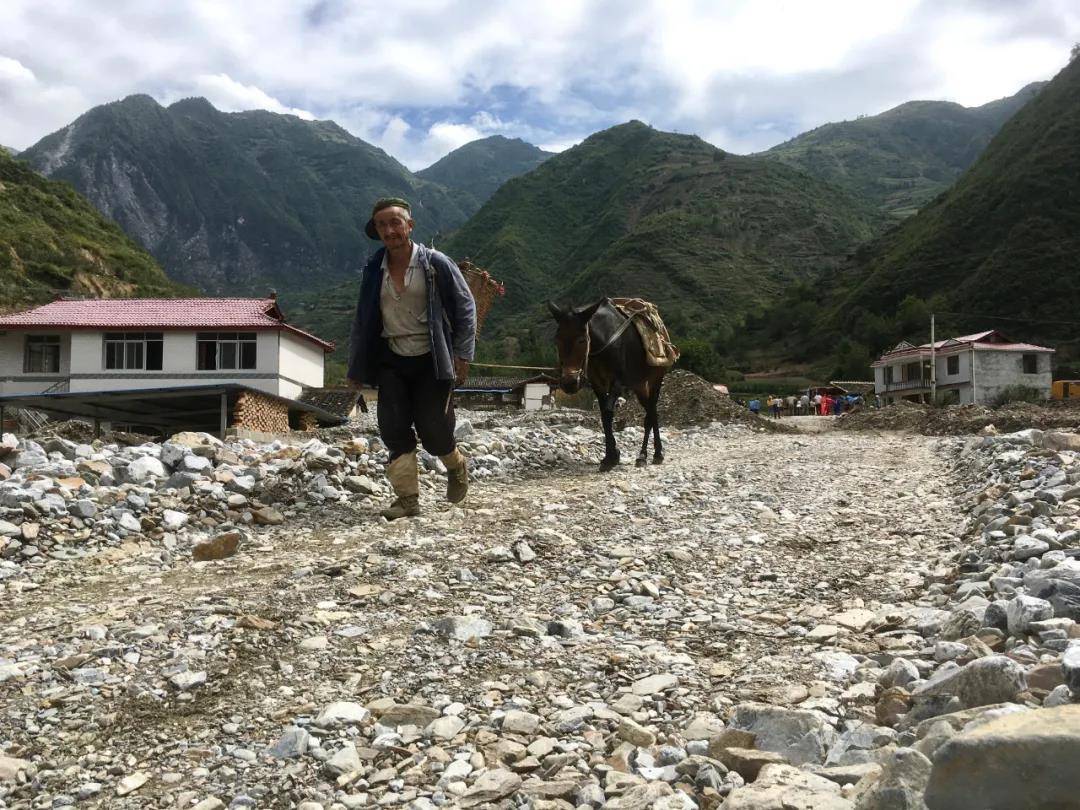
[930,312,937,404]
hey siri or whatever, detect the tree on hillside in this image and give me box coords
[896,295,930,339]
[1072,42,1080,62]
[676,338,725,381]
[831,338,874,380]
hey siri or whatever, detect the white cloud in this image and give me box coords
[0,0,1077,163]
[0,55,35,85]
[183,74,315,120]
[0,52,89,148]
[470,111,507,131]
[536,136,582,154]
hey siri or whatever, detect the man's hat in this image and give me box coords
[365,197,412,240]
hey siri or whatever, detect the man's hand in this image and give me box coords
[454,357,470,386]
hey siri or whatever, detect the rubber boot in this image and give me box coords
[440,448,469,504]
[382,451,420,520]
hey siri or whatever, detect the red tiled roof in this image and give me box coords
[0,298,334,350]
[873,332,1054,366]
[970,341,1055,353]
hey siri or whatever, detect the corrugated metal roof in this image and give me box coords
[0,298,334,351]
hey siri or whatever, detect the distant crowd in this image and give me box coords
[745,391,871,419]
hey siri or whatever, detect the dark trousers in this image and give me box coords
[376,346,456,462]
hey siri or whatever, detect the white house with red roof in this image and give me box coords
[871,330,1053,405]
[0,296,333,399]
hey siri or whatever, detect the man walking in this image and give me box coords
[347,197,476,519]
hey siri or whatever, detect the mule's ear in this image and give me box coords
[577,299,604,322]
[547,301,565,320]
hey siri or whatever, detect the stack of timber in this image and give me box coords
[232,390,290,433]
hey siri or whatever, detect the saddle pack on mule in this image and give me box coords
[608,298,680,368]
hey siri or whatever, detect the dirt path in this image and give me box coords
[0,427,961,808]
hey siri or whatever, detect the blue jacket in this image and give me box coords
[347,243,476,386]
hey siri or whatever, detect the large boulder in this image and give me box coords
[1027,577,1080,622]
[1005,595,1053,636]
[459,769,522,807]
[1041,431,1080,452]
[924,704,1080,809]
[851,747,932,810]
[1025,559,1080,592]
[911,656,1026,713]
[728,703,837,766]
[166,431,223,456]
[192,530,244,562]
[126,456,167,483]
[11,449,48,469]
[722,763,853,809]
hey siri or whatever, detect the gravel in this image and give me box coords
[2,411,1080,808]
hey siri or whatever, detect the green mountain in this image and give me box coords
[433,121,879,351]
[416,135,552,217]
[817,57,1080,369]
[0,148,190,309]
[0,146,16,157]
[763,82,1043,219]
[282,122,881,363]
[19,95,471,295]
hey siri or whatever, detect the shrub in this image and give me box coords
[992,385,1045,407]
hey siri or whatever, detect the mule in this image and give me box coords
[548,299,669,471]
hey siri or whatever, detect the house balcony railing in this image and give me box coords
[883,379,928,392]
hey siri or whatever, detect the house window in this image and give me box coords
[24,335,61,373]
[1022,354,1038,374]
[904,361,921,382]
[104,332,163,370]
[197,332,257,370]
[884,366,893,383]
[947,355,959,376]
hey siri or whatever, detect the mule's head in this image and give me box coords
[548,300,602,394]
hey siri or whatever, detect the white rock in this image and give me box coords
[162,509,188,531]
[127,456,166,482]
[316,701,369,727]
[116,772,149,796]
[632,673,679,695]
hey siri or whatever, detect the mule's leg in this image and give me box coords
[598,392,620,472]
[635,388,652,467]
[650,379,665,464]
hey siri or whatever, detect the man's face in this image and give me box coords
[374,206,414,247]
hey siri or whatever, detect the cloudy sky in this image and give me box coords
[2,0,1077,169]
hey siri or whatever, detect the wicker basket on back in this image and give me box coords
[458,260,504,336]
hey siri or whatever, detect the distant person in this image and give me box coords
[874,394,882,408]
[786,394,796,415]
[820,394,831,416]
[749,398,761,415]
[800,393,810,414]
[770,396,781,419]
[833,396,843,415]
[814,392,823,414]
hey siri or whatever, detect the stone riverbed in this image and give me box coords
[1,413,1078,809]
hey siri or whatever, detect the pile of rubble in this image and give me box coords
[0,411,610,583]
[708,425,1080,808]
[839,399,1080,435]
[620,370,791,432]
